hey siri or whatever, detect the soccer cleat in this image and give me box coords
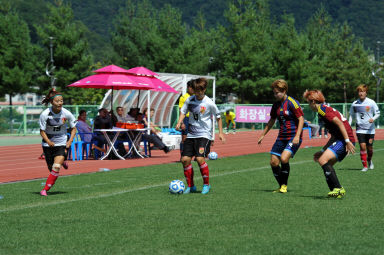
[201,185,211,194]
[40,190,47,196]
[361,167,368,172]
[369,161,374,170]
[327,187,346,198]
[279,184,287,193]
[272,185,287,193]
[183,186,197,194]
[63,161,68,170]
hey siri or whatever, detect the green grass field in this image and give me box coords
[1,142,384,254]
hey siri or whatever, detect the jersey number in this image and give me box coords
[360,113,364,119]
[53,126,61,132]
[193,113,199,121]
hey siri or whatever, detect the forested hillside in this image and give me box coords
[1,0,382,104]
[11,0,384,55]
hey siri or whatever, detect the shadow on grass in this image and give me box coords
[32,191,68,196]
[338,168,363,171]
[298,195,329,200]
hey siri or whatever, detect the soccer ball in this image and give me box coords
[208,151,218,160]
[169,180,185,194]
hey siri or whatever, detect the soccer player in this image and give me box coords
[225,110,236,134]
[257,79,304,193]
[39,89,77,196]
[176,78,225,194]
[178,79,194,155]
[348,84,380,172]
[304,90,355,198]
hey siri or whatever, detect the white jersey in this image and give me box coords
[39,107,77,147]
[181,95,221,140]
[349,97,380,134]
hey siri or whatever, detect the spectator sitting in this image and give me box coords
[93,108,113,158]
[115,106,129,123]
[304,119,320,138]
[126,108,140,122]
[142,108,173,153]
[76,109,105,155]
[143,108,161,135]
[76,110,93,142]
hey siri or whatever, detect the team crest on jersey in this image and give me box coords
[365,106,370,112]
[199,147,205,154]
[62,117,67,123]
[200,106,206,114]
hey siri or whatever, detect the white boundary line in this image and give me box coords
[2,147,384,213]
[0,160,313,213]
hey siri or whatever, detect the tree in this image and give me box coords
[216,0,276,103]
[111,0,189,73]
[302,8,373,102]
[269,14,309,97]
[0,4,38,132]
[35,0,97,104]
[0,5,36,101]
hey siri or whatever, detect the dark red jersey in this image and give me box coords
[318,104,355,142]
[270,96,304,140]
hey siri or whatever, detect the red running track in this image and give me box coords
[1,129,383,183]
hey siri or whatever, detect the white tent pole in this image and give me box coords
[182,74,187,94]
[213,78,216,103]
[212,78,216,141]
[147,90,151,135]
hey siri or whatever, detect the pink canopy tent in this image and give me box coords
[126,66,179,108]
[127,66,158,76]
[93,64,131,74]
[127,67,178,94]
[68,68,156,111]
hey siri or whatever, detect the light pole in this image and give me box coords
[375,41,381,103]
[45,37,56,88]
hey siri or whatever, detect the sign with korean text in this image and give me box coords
[235,106,272,123]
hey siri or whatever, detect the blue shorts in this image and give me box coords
[181,117,189,136]
[327,140,355,162]
[271,139,302,158]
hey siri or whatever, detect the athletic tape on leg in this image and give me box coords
[52,163,61,172]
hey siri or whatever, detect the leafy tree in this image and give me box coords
[269,14,309,98]
[35,0,97,104]
[111,0,161,70]
[302,8,373,102]
[216,0,276,103]
[0,4,36,102]
[112,0,189,73]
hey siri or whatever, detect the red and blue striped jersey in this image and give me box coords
[318,104,355,142]
[270,96,304,140]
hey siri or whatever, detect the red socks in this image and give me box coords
[360,150,368,168]
[44,170,59,191]
[199,162,209,185]
[183,162,210,187]
[183,164,194,187]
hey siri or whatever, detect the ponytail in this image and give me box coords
[42,89,62,106]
